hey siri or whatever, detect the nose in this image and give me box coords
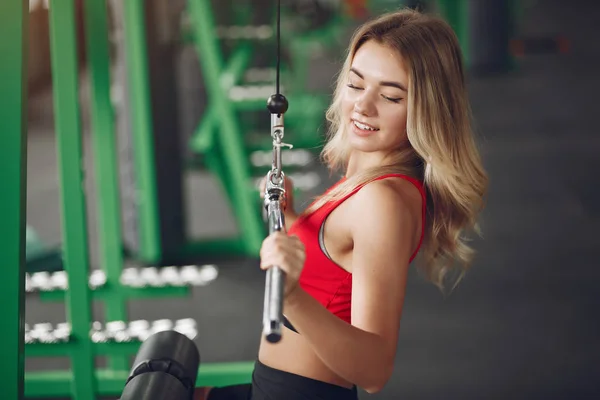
[353,91,376,117]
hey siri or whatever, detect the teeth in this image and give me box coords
[353,120,378,131]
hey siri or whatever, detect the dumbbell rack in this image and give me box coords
[24,266,240,400]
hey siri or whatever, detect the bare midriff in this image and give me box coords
[258,327,354,389]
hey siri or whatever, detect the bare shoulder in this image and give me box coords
[349,177,423,224]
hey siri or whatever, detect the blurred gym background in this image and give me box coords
[8,0,600,398]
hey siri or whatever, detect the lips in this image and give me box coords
[352,119,379,131]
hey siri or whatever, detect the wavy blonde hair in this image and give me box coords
[304,9,488,291]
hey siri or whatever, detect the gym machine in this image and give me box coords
[120,330,201,400]
[1,1,252,399]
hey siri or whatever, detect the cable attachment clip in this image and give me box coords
[267,93,290,184]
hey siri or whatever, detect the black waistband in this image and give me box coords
[253,359,358,400]
[283,315,298,333]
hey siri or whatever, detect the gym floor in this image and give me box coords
[24,0,600,399]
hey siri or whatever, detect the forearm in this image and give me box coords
[284,288,393,391]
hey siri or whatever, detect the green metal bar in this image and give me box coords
[231,0,254,26]
[39,284,190,302]
[122,0,162,263]
[192,123,262,253]
[196,361,255,386]
[190,101,326,156]
[189,43,252,153]
[48,1,96,399]
[25,362,255,398]
[190,109,216,153]
[188,42,254,208]
[180,237,249,258]
[82,0,128,371]
[0,1,28,399]
[205,147,237,215]
[189,0,265,255]
[26,340,142,358]
[25,342,77,358]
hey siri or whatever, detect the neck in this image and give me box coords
[345,151,390,178]
[344,147,421,180]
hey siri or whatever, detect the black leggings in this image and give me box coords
[207,360,358,400]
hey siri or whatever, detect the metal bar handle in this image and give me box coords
[262,189,286,342]
[262,94,289,343]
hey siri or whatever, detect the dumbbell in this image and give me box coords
[120,330,200,400]
[120,265,219,288]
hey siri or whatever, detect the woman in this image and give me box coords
[200,7,488,400]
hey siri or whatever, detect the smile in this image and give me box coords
[353,120,379,131]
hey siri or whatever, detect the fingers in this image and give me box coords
[259,232,305,300]
[261,232,304,254]
[259,232,305,274]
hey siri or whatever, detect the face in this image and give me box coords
[341,40,409,155]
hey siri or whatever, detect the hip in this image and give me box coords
[258,327,354,390]
[207,359,357,400]
[251,359,358,400]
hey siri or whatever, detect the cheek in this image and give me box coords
[341,106,354,126]
[383,108,407,130]
[382,109,408,142]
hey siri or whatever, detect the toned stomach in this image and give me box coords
[258,326,354,389]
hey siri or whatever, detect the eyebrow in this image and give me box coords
[350,67,407,92]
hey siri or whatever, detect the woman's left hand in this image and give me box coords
[259,232,306,298]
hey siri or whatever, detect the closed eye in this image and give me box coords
[348,83,401,103]
[382,95,402,103]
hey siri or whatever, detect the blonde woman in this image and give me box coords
[199,7,488,400]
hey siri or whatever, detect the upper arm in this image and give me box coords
[350,180,420,360]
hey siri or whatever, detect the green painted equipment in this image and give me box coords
[2,0,254,398]
[112,0,347,266]
[0,2,28,398]
[1,0,355,397]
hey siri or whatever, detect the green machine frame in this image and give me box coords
[156,0,342,264]
[0,1,28,399]
[1,1,255,399]
[108,0,342,266]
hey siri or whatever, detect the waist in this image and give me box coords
[253,358,358,400]
[258,328,355,390]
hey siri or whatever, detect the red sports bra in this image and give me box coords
[286,174,427,326]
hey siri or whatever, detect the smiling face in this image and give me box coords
[341,40,410,156]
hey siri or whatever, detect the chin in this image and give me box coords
[348,134,382,153]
